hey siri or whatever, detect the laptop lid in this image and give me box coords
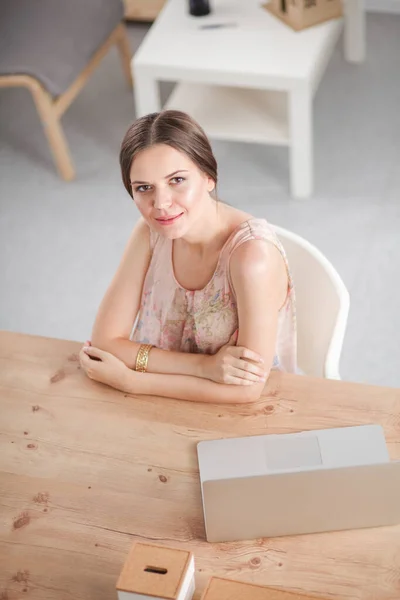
[197,426,400,542]
[197,425,389,483]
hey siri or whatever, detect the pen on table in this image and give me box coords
[199,22,238,30]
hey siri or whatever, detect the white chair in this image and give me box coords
[273,225,350,380]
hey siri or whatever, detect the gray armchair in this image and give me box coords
[0,0,132,180]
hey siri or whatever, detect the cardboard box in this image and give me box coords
[201,577,330,600]
[264,0,342,31]
[116,542,195,600]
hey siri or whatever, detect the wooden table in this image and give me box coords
[1,332,399,600]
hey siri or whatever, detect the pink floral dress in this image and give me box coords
[132,218,297,372]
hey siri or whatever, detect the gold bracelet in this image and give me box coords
[135,344,153,373]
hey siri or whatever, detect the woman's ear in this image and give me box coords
[207,177,215,193]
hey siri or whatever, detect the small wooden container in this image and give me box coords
[117,542,195,600]
[123,0,165,22]
[264,0,342,32]
[200,576,330,600]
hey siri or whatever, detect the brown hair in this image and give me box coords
[119,110,218,198]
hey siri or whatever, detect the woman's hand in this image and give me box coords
[204,331,267,385]
[79,344,132,393]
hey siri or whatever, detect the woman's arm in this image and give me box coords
[129,370,261,404]
[80,346,262,404]
[82,237,287,404]
[227,238,288,400]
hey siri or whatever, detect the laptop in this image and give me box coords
[197,425,400,543]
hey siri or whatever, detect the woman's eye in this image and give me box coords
[170,177,185,185]
[135,185,151,193]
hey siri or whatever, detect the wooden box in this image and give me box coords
[265,0,342,31]
[123,0,166,22]
[116,542,195,600]
[200,576,330,600]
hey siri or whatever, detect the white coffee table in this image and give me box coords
[132,0,365,198]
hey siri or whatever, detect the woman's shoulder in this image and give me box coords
[228,224,289,309]
[230,233,283,275]
[223,208,275,244]
[217,204,276,261]
[134,218,163,252]
[131,217,151,238]
[123,217,151,255]
[125,218,164,258]
[225,211,288,285]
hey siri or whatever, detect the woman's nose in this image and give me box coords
[153,188,172,209]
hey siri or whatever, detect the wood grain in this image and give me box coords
[1,332,400,600]
[201,576,332,600]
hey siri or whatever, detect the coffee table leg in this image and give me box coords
[289,87,313,199]
[344,0,366,63]
[133,68,161,117]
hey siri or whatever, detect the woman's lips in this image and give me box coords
[155,213,184,226]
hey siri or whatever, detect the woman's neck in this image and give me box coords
[179,199,228,256]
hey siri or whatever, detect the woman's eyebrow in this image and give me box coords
[131,169,189,185]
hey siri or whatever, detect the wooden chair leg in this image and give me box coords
[31,83,75,181]
[115,23,133,88]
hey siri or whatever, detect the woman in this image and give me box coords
[80,110,296,404]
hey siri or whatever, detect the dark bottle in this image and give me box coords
[189,0,211,17]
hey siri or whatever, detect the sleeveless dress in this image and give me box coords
[131,218,297,372]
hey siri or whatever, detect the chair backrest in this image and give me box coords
[273,224,350,379]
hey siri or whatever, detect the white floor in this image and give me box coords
[0,15,399,388]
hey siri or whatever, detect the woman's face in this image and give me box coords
[129,143,215,239]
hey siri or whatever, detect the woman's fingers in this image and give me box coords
[229,366,266,383]
[79,348,105,382]
[79,349,93,374]
[79,348,105,377]
[82,346,107,362]
[231,346,264,364]
[226,375,255,386]
[232,358,266,378]
[80,348,96,367]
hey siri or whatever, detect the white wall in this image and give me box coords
[366,0,400,13]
